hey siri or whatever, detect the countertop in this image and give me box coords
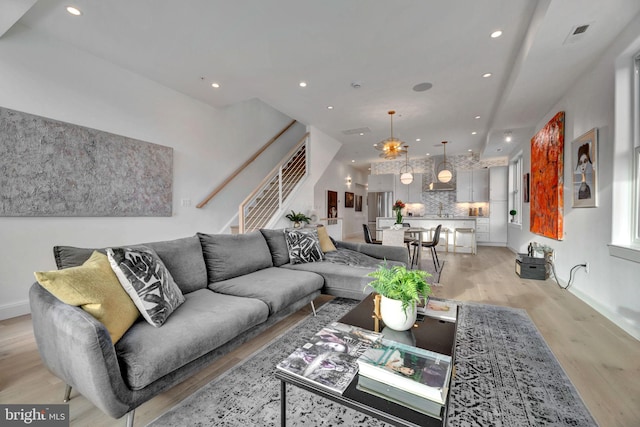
[377,216,486,220]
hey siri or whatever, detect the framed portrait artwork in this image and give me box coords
[571,128,598,208]
[327,190,338,225]
[355,195,362,212]
[345,192,354,208]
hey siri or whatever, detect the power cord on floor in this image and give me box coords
[547,259,586,290]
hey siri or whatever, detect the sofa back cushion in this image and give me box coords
[52,235,208,294]
[197,231,273,283]
[259,228,290,267]
[145,236,208,294]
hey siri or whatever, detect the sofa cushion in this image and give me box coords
[198,231,273,282]
[53,235,208,295]
[107,246,185,327]
[33,251,139,343]
[144,236,208,294]
[115,289,269,390]
[259,228,290,267]
[284,228,323,264]
[207,267,323,314]
[281,257,406,300]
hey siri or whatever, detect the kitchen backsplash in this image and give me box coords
[371,153,506,218]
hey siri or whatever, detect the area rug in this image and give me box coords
[149,299,597,427]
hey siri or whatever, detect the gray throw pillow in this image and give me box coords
[284,228,324,264]
[107,246,184,327]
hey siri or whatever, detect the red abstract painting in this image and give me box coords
[530,111,564,240]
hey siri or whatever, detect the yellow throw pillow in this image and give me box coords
[34,251,139,343]
[317,225,337,253]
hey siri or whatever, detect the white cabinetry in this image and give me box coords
[488,166,508,244]
[394,173,423,202]
[456,169,489,202]
[475,218,490,242]
[367,174,395,192]
[489,166,508,201]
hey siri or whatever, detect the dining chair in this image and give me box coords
[362,224,382,245]
[411,224,442,271]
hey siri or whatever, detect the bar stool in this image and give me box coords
[431,227,449,253]
[453,228,476,254]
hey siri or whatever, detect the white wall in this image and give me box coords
[507,15,640,340]
[0,24,299,319]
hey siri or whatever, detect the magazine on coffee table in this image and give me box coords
[357,338,452,404]
[417,297,458,322]
[276,322,382,394]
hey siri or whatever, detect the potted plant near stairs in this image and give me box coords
[285,210,311,228]
[366,264,431,331]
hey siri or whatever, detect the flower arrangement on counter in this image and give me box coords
[392,199,406,224]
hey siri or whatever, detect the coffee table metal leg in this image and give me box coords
[280,380,287,427]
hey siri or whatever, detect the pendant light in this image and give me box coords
[437,141,453,183]
[374,110,407,160]
[399,145,414,185]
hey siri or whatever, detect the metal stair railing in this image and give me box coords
[239,132,309,233]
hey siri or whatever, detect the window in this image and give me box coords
[508,154,523,225]
[633,55,640,246]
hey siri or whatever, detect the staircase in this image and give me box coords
[238,133,309,233]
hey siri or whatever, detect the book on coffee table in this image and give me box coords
[276,322,382,394]
[357,338,452,405]
[417,297,458,323]
[356,375,445,419]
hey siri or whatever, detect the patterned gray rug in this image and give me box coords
[148,298,597,427]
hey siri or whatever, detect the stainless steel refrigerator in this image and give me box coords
[367,191,394,241]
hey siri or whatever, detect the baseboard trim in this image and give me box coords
[569,287,640,341]
[0,300,30,321]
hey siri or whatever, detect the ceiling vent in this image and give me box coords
[342,127,371,135]
[564,23,593,45]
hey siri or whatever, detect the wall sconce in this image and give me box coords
[346,176,352,186]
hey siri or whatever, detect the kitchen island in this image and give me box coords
[376,216,483,254]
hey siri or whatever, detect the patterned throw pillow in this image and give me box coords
[107,246,184,327]
[284,229,324,264]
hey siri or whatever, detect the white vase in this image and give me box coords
[380,295,417,331]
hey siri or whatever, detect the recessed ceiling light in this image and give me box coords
[416,138,421,142]
[66,6,82,16]
[426,153,430,156]
[351,160,355,163]
[471,131,477,135]
[211,83,220,88]
[475,115,481,119]
[491,30,503,38]
[327,105,334,110]
[482,73,492,78]
[299,81,307,87]
[359,132,364,136]
[468,149,473,152]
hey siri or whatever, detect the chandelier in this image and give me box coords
[374,110,407,160]
[436,141,453,183]
[399,145,414,184]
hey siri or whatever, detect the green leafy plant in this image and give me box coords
[509,209,517,216]
[285,210,311,224]
[366,263,431,313]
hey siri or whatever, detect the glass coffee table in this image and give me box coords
[276,294,457,427]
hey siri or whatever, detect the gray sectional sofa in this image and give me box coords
[29,228,407,425]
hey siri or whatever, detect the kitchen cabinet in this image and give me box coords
[367,174,395,192]
[489,200,508,243]
[456,169,489,202]
[475,217,490,243]
[490,166,508,201]
[394,173,423,202]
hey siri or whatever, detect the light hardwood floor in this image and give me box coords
[1,245,638,426]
